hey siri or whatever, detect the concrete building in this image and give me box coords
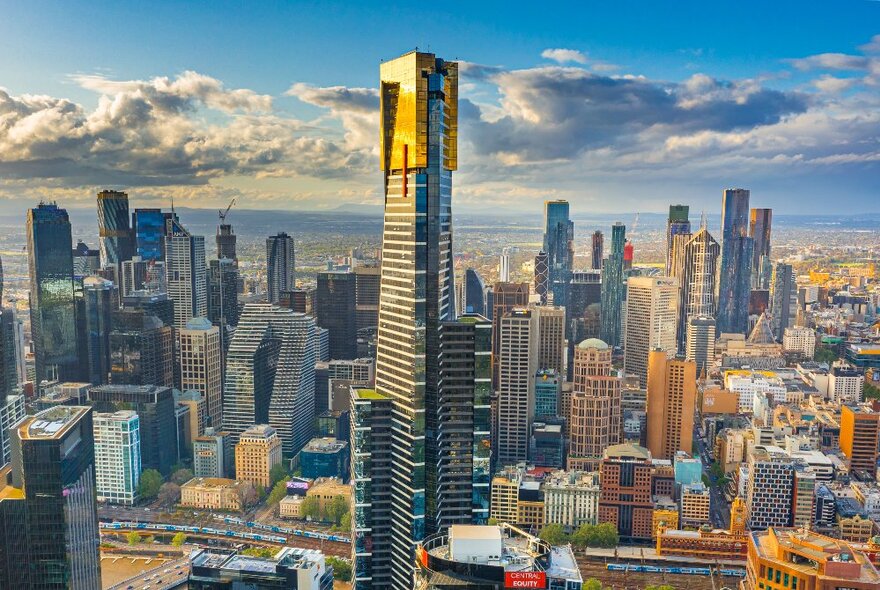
[178,317,223,428]
[543,470,600,531]
[646,351,696,460]
[180,478,244,511]
[624,276,679,387]
[94,411,141,505]
[745,446,794,530]
[534,305,566,377]
[840,404,880,478]
[686,315,716,374]
[164,217,207,329]
[830,362,865,404]
[491,282,530,387]
[568,339,622,471]
[783,326,816,359]
[598,443,655,540]
[194,429,233,479]
[496,309,538,465]
[679,482,711,528]
[235,424,282,488]
[189,548,333,590]
[726,370,787,413]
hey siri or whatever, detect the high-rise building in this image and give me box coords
[749,208,772,288]
[686,315,716,374]
[353,265,381,330]
[544,200,574,306]
[534,251,549,305]
[598,443,655,539]
[840,404,880,479]
[770,262,795,341]
[350,387,394,588]
[316,271,358,360]
[591,230,603,270]
[94,410,141,505]
[373,51,458,588]
[165,217,207,328]
[109,306,174,387]
[27,203,79,390]
[207,258,239,328]
[745,446,794,530]
[674,226,720,350]
[96,189,133,267]
[132,208,175,262]
[666,205,691,276]
[463,269,487,316]
[193,428,233,479]
[72,241,101,276]
[624,276,679,387]
[78,277,114,385]
[717,189,754,336]
[496,309,538,466]
[499,249,510,282]
[491,282,529,387]
[234,424,282,488]
[0,308,17,397]
[534,369,561,419]
[223,303,315,456]
[568,339,622,471]
[4,406,101,589]
[646,351,696,460]
[0,393,25,467]
[216,222,236,261]
[534,305,566,376]
[87,384,177,476]
[266,232,295,303]
[600,222,626,347]
[437,314,492,527]
[179,317,223,428]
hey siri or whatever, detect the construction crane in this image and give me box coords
[219,198,236,223]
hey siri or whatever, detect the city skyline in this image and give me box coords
[0,2,878,214]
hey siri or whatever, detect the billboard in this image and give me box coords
[504,571,546,588]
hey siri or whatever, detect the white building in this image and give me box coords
[179,317,223,429]
[496,308,538,465]
[726,371,787,413]
[830,362,865,404]
[624,276,679,387]
[165,218,207,329]
[680,482,711,528]
[0,394,24,467]
[783,327,816,358]
[542,470,600,531]
[94,410,141,505]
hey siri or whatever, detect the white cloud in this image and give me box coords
[541,48,588,65]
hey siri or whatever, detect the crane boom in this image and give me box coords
[219,198,236,222]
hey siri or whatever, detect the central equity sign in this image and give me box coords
[504,571,547,588]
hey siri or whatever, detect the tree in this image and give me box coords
[814,345,838,364]
[538,523,568,546]
[158,482,181,507]
[237,481,259,510]
[325,495,349,525]
[267,478,290,505]
[327,556,352,581]
[487,517,498,526]
[300,496,322,520]
[170,468,194,485]
[570,524,593,548]
[583,579,608,590]
[270,464,289,486]
[589,522,619,548]
[339,512,352,532]
[126,532,142,546]
[171,532,187,547]
[138,469,164,499]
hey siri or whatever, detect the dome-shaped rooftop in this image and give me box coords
[577,338,609,350]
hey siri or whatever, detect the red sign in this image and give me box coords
[505,571,546,588]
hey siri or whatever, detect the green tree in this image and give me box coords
[814,345,838,364]
[339,511,352,532]
[325,495,349,525]
[582,579,608,590]
[171,532,187,547]
[300,495,322,520]
[538,523,568,546]
[487,517,498,526]
[267,478,291,505]
[138,469,164,499]
[170,468,193,485]
[570,524,593,548]
[126,531,142,546]
[865,381,880,400]
[589,522,619,548]
[327,556,352,581]
[270,464,289,486]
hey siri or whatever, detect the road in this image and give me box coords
[105,554,190,590]
[694,425,731,530]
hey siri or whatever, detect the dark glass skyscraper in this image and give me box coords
[266,232,295,303]
[132,209,175,262]
[544,200,574,306]
[600,222,626,347]
[27,203,79,390]
[316,271,357,360]
[78,277,114,385]
[463,268,486,316]
[96,190,133,267]
[591,230,604,270]
[716,189,754,336]
[374,51,457,590]
[770,262,795,341]
[750,207,773,288]
[666,204,691,275]
[207,258,239,327]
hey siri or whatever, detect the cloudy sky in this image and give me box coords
[1,1,878,214]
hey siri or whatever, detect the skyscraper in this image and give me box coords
[544,200,574,306]
[591,230,603,270]
[216,222,237,261]
[770,262,795,342]
[624,276,679,387]
[266,232,295,303]
[496,308,538,466]
[165,216,207,328]
[716,189,754,336]
[600,222,626,347]
[93,410,141,505]
[686,315,716,374]
[354,265,381,330]
[132,208,176,262]
[96,189,133,267]
[568,339,622,471]
[207,257,239,328]
[72,241,101,276]
[374,51,457,589]
[463,268,487,316]
[27,203,79,390]
[78,277,114,385]
[646,351,696,460]
[673,225,720,350]
[534,251,549,305]
[179,317,223,428]
[749,207,772,287]
[491,282,529,387]
[109,305,174,387]
[534,305,566,376]
[666,204,691,276]
[316,271,357,360]
[0,307,18,397]
[499,248,511,282]
[6,406,102,589]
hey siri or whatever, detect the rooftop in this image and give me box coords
[19,406,89,440]
[577,338,608,350]
[353,388,387,400]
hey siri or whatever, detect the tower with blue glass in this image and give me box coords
[544,200,574,306]
[716,189,754,336]
[600,222,626,347]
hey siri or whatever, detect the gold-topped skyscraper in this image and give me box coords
[356,51,458,590]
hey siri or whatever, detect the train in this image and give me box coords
[606,563,746,577]
[99,521,287,544]
[217,516,351,544]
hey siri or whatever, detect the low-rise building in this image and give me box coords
[680,483,711,529]
[298,437,350,482]
[180,477,245,511]
[189,548,333,590]
[279,495,303,519]
[305,477,352,515]
[783,327,816,359]
[542,470,600,531]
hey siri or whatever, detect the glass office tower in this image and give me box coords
[27,203,79,390]
[600,222,626,347]
[96,190,133,267]
[544,200,574,306]
[716,189,754,336]
[374,51,457,590]
[666,204,691,275]
[132,209,175,262]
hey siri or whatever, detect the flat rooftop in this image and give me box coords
[19,406,88,440]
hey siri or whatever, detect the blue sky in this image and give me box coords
[0,0,878,214]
